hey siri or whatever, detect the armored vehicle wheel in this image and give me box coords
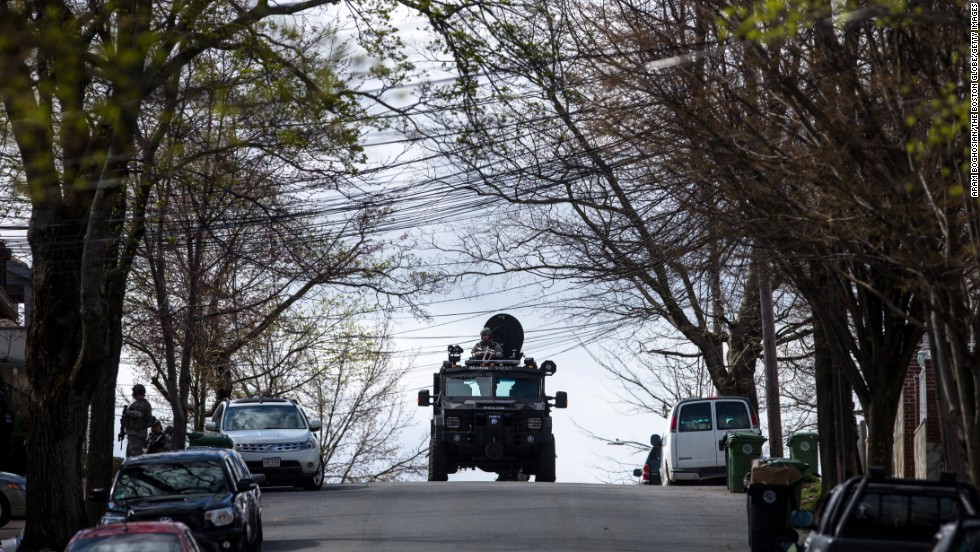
[428,439,449,481]
[536,440,556,482]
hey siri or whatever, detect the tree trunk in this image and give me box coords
[84,286,125,525]
[22,215,91,550]
[928,295,976,484]
[814,324,862,511]
[84,368,118,525]
[814,317,840,489]
[864,394,899,473]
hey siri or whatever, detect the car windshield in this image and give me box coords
[224,405,305,430]
[112,460,229,500]
[496,378,539,398]
[445,377,540,398]
[840,489,962,541]
[67,534,184,552]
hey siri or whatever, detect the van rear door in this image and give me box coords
[673,401,717,470]
[713,399,754,463]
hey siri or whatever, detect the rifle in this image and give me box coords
[118,404,128,450]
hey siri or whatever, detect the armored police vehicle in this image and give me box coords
[418,313,568,482]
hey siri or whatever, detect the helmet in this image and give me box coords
[151,419,162,429]
[480,327,492,337]
[132,384,146,395]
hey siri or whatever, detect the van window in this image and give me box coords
[716,401,751,430]
[678,402,712,432]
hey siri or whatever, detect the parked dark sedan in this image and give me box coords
[632,435,663,485]
[91,448,263,552]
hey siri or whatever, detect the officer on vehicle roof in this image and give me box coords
[471,327,503,360]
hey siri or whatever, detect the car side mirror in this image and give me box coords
[791,510,815,529]
[650,434,662,447]
[554,391,568,409]
[204,421,217,431]
[633,469,642,477]
[308,419,322,432]
[237,476,262,492]
[88,488,108,503]
[418,389,431,407]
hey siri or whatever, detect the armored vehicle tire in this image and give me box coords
[428,439,449,481]
[536,440,556,482]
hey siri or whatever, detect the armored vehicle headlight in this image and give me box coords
[446,416,461,429]
[528,417,542,430]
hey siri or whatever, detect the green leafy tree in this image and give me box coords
[0,0,424,548]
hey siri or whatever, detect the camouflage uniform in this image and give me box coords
[124,392,153,457]
[471,328,504,359]
[145,422,172,454]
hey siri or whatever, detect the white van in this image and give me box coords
[661,396,760,484]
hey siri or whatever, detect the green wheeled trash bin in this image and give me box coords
[787,432,819,477]
[187,431,234,449]
[723,431,767,493]
[745,459,807,552]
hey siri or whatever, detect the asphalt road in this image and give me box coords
[261,481,751,551]
[0,519,23,547]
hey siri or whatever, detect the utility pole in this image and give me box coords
[757,251,784,458]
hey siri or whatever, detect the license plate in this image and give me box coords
[262,457,281,468]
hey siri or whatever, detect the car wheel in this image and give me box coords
[246,514,263,552]
[536,440,556,482]
[0,493,10,528]
[428,439,449,481]
[302,461,324,491]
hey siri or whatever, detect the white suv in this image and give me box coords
[206,397,324,491]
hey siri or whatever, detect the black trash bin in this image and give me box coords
[747,483,798,551]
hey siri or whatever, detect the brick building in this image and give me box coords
[891,343,942,479]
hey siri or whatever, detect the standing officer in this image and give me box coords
[122,384,153,457]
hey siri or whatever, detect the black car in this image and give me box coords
[929,515,980,551]
[804,468,980,552]
[92,448,263,552]
[632,435,663,485]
